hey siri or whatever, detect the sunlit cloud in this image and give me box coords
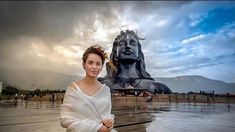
[189,13,207,27]
[181,34,208,44]
[53,45,82,58]
[155,19,169,27]
[36,53,45,58]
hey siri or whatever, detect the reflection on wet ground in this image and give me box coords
[0,100,234,132]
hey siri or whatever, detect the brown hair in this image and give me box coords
[82,45,107,65]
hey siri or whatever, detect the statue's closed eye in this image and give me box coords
[119,41,126,46]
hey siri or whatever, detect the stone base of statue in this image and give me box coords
[99,77,172,94]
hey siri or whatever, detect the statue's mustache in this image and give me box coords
[122,49,133,55]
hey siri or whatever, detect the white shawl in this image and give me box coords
[60,83,115,132]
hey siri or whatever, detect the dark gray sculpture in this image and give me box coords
[99,30,172,94]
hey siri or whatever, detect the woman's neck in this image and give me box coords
[83,75,98,85]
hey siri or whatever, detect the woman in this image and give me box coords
[60,45,116,132]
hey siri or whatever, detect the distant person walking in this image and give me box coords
[49,94,52,101]
[52,93,55,102]
[20,94,24,102]
[146,93,152,102]
[14,93,18,105]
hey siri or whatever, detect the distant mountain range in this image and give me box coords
[156,76,235,94]
[0,67,235,93]
[0,67,81,91]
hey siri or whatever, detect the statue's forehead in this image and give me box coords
[119,33,137,41]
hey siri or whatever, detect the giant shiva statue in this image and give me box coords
[99,30,172,94]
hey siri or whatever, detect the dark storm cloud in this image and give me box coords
[0,1,124,43]
[0,1,83,42]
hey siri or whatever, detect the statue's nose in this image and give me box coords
[125,41,131,49]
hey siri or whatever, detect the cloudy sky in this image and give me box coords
[0,1,235,83]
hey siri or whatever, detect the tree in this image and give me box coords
[34,88,41,96]
[2,86,19,95]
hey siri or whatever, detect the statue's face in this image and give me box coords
[116,33,139,61]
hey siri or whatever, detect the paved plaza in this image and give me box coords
[0,99,235,132]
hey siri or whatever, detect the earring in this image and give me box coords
[114,56,118,61]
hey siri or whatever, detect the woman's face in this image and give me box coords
[83,53,103,78]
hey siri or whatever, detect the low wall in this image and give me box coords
[4,93,235,103]
[111,94,235,103]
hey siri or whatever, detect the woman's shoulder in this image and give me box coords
[67,80,81,90]
[102,83,111,92]
[67,83,76,89]
[64,81,82,96]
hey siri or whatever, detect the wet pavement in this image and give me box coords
[0,99,234,132]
